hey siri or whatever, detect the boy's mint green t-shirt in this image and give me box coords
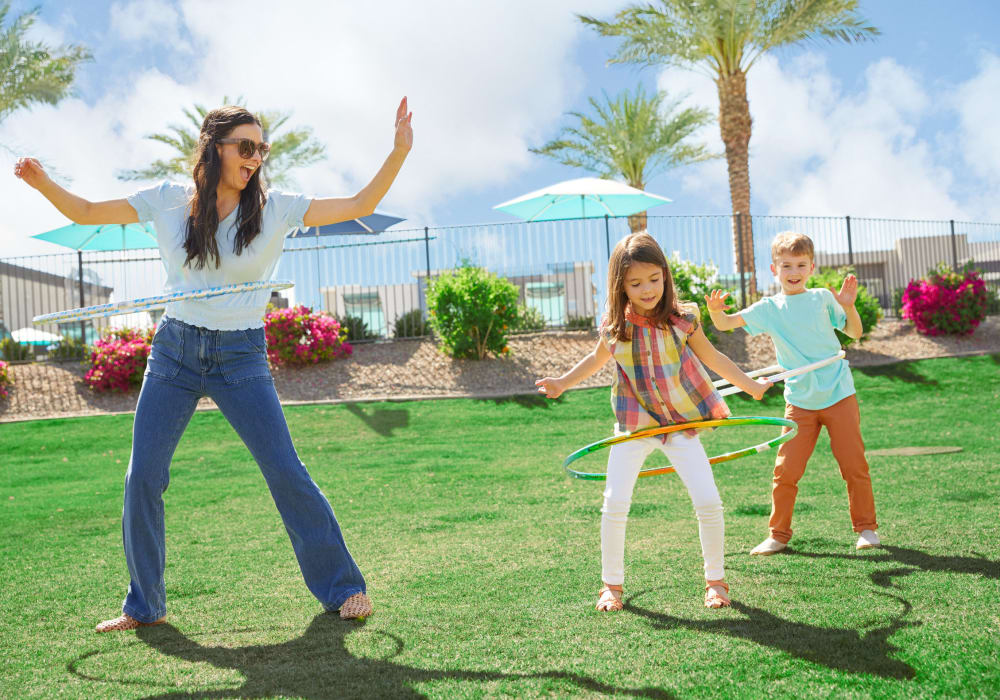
[740,288,854,410]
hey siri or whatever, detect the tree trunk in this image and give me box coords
[628,211,647,233]
[716,69,757,297]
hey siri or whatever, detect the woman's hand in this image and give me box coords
[535,376,565,399]
[14,157,50,190]
[704,289,732,313]
[394,96,413,153]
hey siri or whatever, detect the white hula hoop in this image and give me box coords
[716,350,846,397]
[32,279,294,325]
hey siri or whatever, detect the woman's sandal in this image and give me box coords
[596,584,624,612]
[704,580,731,609]
[339,592,373,620]
[95,613,166,633]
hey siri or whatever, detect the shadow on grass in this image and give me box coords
[625,590,918,680]
[477,393,558,409]
[855,363,938,386]
[343,403,409,437]
[67,614,676,699]
[783,544,1000,585]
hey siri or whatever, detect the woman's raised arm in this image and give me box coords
[15,157,139,225]
[302,96,412,228]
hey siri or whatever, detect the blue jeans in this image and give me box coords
[121,317,365,622]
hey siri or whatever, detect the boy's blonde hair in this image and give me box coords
[770,231,814,262]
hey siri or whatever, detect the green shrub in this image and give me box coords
[48,335,89,361]
[335,314,378,342]
[426,266,519,359]
[392,309,429,338]
[806,265,882,347]
[668,253,732,341]
[511,304,547,333]
[1,338,31,361]
[566,315,595,330]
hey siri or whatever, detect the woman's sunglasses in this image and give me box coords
[217,138,270,161]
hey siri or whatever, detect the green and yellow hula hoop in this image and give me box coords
[563,416,798,481]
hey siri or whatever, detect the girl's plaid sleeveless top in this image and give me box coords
[601,307,730,438]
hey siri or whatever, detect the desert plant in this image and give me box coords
[264,305,352,367]
[566,315,596,330]
[668,252,733,341]
[48,335,88,361]
[512,304,547,333]
[806,265,881,346]
[902,262,988,336]
[392,309,429,339]
[426,266,519,359]
[0,337,31,361]
[335,314,378,342]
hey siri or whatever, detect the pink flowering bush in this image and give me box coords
[0,360,12,399]
[264,305,353,367]
[84,327,154,392]
[902,263,988,336]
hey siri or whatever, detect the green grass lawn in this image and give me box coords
[1,355,998,699]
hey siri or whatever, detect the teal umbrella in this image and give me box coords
[493,177,671,221]
[31,222,157,251]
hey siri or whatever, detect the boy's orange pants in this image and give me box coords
[769,394,877,543]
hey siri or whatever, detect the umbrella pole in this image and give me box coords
[77,250,86,344]
[604,215,611,261]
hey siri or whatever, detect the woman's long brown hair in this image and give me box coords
[605,232,682,342]
[184,106,266,269]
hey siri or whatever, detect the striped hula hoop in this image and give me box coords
[32,280,294,324]
[563,416,798,481]
[715,350,846,397]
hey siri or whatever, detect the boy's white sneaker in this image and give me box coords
[856,530,881,549]
[750,537,787,556]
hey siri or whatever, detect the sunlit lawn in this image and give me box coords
[1,355,998,698]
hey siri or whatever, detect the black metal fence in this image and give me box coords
[2,213,998,366]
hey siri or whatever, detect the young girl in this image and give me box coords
[14,99,412,631]
[536,232,771,610]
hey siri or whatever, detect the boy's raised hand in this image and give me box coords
[831,274,859,308]
[535,377,564,399]
[704,289,732,313]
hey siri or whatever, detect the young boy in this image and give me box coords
[705,231,879,553]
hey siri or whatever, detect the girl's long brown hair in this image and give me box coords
[605,232,682,342]
[184,106,266,269]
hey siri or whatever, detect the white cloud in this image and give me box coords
[953,52,1000,221]
[1,0,623,256]
[109,0,189,50]
[658,53,965,220]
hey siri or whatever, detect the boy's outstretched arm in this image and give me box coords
[831,274,863,339]
[536,338,611,399]
[704,290,746,332]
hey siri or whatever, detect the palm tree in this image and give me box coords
[118,98,326,189]
[0,1,91,125]
[580,0,878,293]
[531,84,715,232]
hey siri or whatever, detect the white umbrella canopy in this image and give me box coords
[493,177,672,222]
[12,328,63,346]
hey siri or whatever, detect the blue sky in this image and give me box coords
[4,0,1000,258]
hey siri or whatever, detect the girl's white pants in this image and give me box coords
[601,432,725,584]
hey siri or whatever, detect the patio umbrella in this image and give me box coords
[12,327,62,346]
[31,222,158,251]
[493,177,671,222]
[287,212,405,238]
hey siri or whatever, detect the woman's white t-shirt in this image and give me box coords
[127,181,310,330]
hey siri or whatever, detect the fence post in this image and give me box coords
[423,226,431,316]
[949,219,959,270]
[736,212,746,308]
[845,216,854,268]
[77,250,86,343]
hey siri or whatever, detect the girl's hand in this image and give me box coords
[14,157,50,190]
[535,377,564,399]
[748,378,772,401]
[704,289,732,313]
[394,96,413,152]
[831,274,858,308]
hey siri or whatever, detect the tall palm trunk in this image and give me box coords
[628,211,648,232]
[717,69,757,297]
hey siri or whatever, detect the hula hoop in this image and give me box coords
[715,350,846,397]
[563,416,798,481]
[32,279,294,325]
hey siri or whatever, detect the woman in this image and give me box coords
[14,97,413,631]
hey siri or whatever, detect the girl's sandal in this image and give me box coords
[596,584,624,612]
[704,580,731,609]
